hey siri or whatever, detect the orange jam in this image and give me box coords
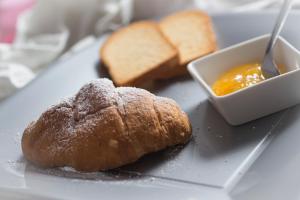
[212,63,265,96]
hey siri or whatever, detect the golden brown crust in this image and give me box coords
[22,79,192,172]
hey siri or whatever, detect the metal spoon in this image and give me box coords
[261,0,294,79]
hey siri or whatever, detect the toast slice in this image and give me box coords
[100,21,179,86]
[159,10,217,78]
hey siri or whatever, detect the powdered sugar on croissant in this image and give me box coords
[22,78,191,172]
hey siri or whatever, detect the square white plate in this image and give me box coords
[1,11,300,200]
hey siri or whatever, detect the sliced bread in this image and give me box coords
[100,21,179,86]
[159,10,217,78]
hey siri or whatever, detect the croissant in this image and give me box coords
[22,79,192,172]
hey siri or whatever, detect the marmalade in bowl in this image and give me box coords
[212,63,266,96]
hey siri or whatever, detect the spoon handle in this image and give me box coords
[265,0,294,55]
[262,0,294,78]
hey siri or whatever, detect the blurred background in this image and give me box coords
[0,0,297,100]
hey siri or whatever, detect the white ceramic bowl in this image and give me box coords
[188,35,300,125]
